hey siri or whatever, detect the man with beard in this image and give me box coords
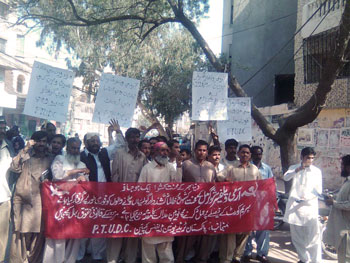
[10,131,53,263]
[107,128,148,263]
[78,121,124,262]
[0,116,15,263]
[323,155,350,263]
[50,134,66,156]
[283,147,322,263]
[138,142,181,263]
[176,140,216,263]
[43,137,89,263]
[217,145,261,263]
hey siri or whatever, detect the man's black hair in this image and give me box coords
[149,137,159,142]
[301,147,316,157]
[208,145,222,155]
[195,140,209,150]
[51,134,67,146]
[157,136,168,143]
[225,139,238,149]
[180,148,191,155]
[167,139,179,148]
[31,131,48,141]
[251,145,263,153]
[238,144,251,152]
[125,128,140,139]
[41,122,56,130]
[138,139,150,150]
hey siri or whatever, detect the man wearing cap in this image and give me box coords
[78,120,124,262]
[107,128,148,263]
[0,117,14,263]
[138,142,181,263]
[10,131,53,263]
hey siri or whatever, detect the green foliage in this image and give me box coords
[13,0,210,127]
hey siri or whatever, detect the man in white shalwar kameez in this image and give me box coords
[324,155,350,263]
[283,147,322,263]
[138,142,182,263]
[43,137,89,263]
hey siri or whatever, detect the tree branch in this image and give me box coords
[282,0,350,131]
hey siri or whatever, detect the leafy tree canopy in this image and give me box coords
[14,0,209,128]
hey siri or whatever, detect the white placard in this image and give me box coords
[92,73,140,127]
[23,61,74,122]
[192,71,228,121]
[217,97,252,142]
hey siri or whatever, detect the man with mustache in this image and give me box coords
[217,145,261,263]
[107,128,148,263]
[176,140,216,263]
[78,119,124,262]
[0,116,15,263]
[208,145,224,173]
[50,134,66,156]
[43,137,89,263]
[138,142,182,263]
[10,131,53,263]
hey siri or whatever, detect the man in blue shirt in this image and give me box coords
[241,146,273,263]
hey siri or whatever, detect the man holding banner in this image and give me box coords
[218,145,261,263]
[107,128,147,263]
[78,121,124,262]
[43,137,89,263]
[176,140,216,263]
[138,142,182,263]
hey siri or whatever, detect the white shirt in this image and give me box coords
[283,163,322,226]
[0,140,12,202]
[84,134,125,182]
[220,157,237,168]
[138,160,181,244]
[51,154,87,181]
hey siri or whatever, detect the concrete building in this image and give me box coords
[221,0,298,106]
[248,0,349,190]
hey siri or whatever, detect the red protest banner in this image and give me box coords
[41,179,276,239]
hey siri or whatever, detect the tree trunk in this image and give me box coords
[278,129,298,194]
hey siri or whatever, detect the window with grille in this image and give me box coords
[303,27,350,84]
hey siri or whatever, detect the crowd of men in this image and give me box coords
[0,115,349,263]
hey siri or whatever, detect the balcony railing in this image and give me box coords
[301,0,345,38]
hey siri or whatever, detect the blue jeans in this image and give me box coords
[243,230,270,257]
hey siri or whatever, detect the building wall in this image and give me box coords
[294,0,349,108]
[222,0,297,107]
[252,104,347,191]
